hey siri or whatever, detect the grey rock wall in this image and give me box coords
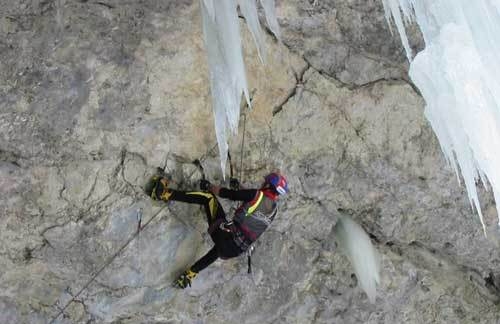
[1,0,499,323]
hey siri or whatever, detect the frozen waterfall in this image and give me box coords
[383,0,500,232]
[200,0,280,175]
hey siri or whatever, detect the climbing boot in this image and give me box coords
[146,176,172,201]
[174,269,198,289]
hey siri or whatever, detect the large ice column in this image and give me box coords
[383,0,500,231]
[200,0,281,175]
[201,0,250,174]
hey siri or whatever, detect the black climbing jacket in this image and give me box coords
[219,188,278,251]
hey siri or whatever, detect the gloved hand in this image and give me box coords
[199,179,211,191]
[229,177,239,190]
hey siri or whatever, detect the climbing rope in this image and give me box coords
[236,112,255,274]
[49,205,167,324]
[50,108,255,322]
[239,112,247,183]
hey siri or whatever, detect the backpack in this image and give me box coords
[231,190,278,251]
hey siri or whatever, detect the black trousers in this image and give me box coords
[169,190,242,273]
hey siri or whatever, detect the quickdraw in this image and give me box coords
[136,208,143,232]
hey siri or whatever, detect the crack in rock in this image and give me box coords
[83,173,99,204]
[281,39,421,96]
[94,1,114,9]
[273,61,311,115]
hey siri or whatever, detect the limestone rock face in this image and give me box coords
[279,0,424,86]
[1,1,499,323]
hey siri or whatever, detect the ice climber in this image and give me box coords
[145,170,289,288]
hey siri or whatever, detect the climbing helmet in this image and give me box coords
[264,172,289,195]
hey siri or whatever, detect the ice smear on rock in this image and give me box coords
[382,0,500,231]
[200,0,280,175]
[335,215,381,303]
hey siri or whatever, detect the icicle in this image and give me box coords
[381,0,414,61]
[383,0,500,230]
[259,0,281,42]
[200,0,281,175]
[335,215,381,303]
[200,0,249,174]
[237,0,266,63]
[204,0,216,19]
